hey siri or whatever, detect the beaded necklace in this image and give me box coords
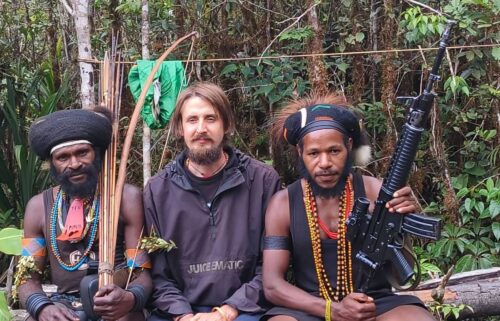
[304,178,354,301]
[49,188,100,271]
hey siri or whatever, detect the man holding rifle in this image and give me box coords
[261,94,435,321]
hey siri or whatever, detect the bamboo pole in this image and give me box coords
[98,37,124,287]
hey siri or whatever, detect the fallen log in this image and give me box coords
[416,267,500,290]
[400,276,500,319]
[7,275,500,320]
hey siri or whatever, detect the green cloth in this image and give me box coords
[128,60,186,129]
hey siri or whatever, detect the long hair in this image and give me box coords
[171,82,235,139]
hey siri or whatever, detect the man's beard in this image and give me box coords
[298,152,353,198]
[187,138,224,165]
[50,153,101,198]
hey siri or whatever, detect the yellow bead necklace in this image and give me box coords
[303,178,354,301]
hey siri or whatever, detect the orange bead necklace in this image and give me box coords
[303,178,354,301]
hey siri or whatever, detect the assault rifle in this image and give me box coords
[346,21,455,292]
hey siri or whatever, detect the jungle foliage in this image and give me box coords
[0,0,499,309]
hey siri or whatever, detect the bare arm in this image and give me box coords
[19,192,79,321]
[93,184,152,320]
[262,188,327,317]
[121,183,152,293]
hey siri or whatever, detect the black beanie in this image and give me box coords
[283,104,371,166]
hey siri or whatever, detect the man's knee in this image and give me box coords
[266,316,298,321]
[378,304,436,321]
[118,311,146,321]
[234,313,263,321]
[147,311,173,321]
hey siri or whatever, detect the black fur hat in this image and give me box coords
[29,109,112,160]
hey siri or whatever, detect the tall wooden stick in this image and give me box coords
[113,32,197,230]
[98,36,124,287]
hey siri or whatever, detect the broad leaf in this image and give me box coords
[489,200,499,218]
[0,291,12,321]
[0,227,22,255]
[455,254,475,272]
[492,47,500,60]
[493,222,500,240]
[220,64,238,76]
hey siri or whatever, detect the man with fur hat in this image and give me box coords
[18,108,152,321]
[261,94,435,321]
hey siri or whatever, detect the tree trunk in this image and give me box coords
[430,103,461,224]
[349,0,365,104]
[369,0,381,103]
[378,0,398,173]
[141,0,152,184]
[306,1,328,96]
[71,0,94,109]
[47,0,61,90]
[401,276,500,319]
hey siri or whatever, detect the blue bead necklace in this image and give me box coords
[49,188,100,271]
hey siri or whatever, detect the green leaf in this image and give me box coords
[456,239,467,254]
[420,262,442,273]
[337,62,349,73]
[464,161,475,169]
[489,200,499,218]
[474,201,485,214]
[253,84,274,96]
[464,198,473,212]
[465,51,475,61]
[220,63,238,76]
[465,166,487,176]
[493,222,500,240]
[0,291,12,321]
[418,22,427,35]
[455,254,475,272]
[456,187,469,198]
[442,305,451,317]
[0,227,22,255]
[492,47,500,60]
[355,32,365,42]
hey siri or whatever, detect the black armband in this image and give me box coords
[127,285,147,312]
[263,236,291,250]
[26,292,53,320]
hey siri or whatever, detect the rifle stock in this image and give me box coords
[346,21,455,292]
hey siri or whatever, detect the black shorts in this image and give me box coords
[261,293,426,321]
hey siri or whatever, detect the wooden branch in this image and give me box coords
[114,32,197,223]
[59,0,74,16]
[403,0,443,16]
[258,3,318,64]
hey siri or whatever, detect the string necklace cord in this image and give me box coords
[77,44,499,65]
[50,188,100,271]
[186,152,229,178]
[304,178,354,301]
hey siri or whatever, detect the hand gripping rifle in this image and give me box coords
[346,21,455,292]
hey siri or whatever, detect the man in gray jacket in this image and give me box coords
[144,82,281,321]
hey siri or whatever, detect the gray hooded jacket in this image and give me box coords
[144,147,280,317]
